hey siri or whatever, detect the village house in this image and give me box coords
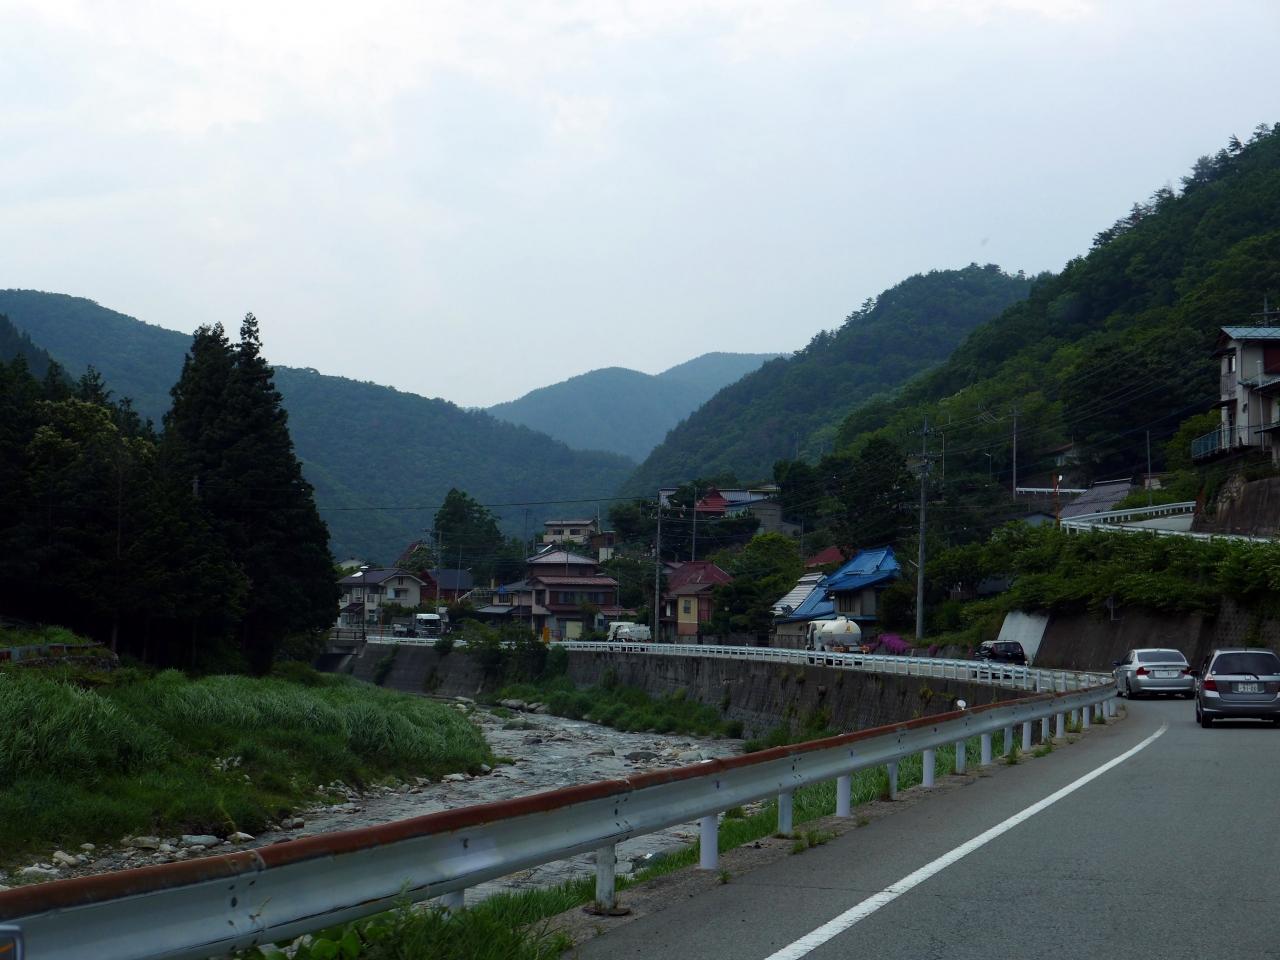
[770,546,900,648]
[541,518,599,545]
[476,547,627,640]
[336,567,426,628]
[658,484,800,538]
[657,560,733,640]
[1192,325,1280,462]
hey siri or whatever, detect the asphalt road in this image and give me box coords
[576,699,1280,960]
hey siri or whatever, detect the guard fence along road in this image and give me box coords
[0,675,1117,960]
[555,640,1113,692]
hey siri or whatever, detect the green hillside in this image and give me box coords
[833,124,1280,484]
[0,311,61,379]
[624,264,1033,492]
[0,292,635,561]
[487,352,777,460]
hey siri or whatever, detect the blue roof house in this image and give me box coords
[771,546,900,647]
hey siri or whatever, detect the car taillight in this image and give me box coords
[1135,667,1149,676]
[1203,678,1217,691]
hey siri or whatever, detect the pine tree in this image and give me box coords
[164,315,336,671]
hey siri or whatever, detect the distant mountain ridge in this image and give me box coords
[624,264,1035,492]
[0,290,634,561]
[487,352,780,460]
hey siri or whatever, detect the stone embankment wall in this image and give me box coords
[329,643,1014,736]
[1034,598,1280,672]
[1194,475,1280,538]
[564,652,1009,737]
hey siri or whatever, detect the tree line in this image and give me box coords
[0,314,336,672]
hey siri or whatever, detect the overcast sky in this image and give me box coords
[3,1,1278,407]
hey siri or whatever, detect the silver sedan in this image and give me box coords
[1114,648,1193,699]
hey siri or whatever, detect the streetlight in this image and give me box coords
[983,453,993,482]
[356,564,369,641]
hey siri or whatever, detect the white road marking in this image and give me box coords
[763,721,1169,960]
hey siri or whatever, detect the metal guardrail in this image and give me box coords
[557,640,1114,691]
[1061,519,1271,543]
[1061,501,1197,525]
[0,683,1117,960]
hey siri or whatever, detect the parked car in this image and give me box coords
[1193,648,1280,727]
[975,640,1027,665]
[1113,648,1193,699]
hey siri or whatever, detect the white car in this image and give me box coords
[1113,648,1193,699]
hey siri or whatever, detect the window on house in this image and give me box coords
[396,576,405,585]
[682,599,692,615]
[570,528,580,535]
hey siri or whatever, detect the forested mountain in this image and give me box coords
[487,352,777,460]
[0,292,635,561]
[833,124,1280,485]
[0,312,60,379]
[624,264,1033,492]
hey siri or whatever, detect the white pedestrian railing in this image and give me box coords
[0,682,1117,960]
[556,640,1113,692]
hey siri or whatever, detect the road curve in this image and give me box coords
[575,700,1280,960]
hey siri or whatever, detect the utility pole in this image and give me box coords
[916,417,929,645]
[1145,430,1153,507]
[434,529,442,608]
[1011,406,1019,500]
[690,484,699,561]
[653,504,662,641]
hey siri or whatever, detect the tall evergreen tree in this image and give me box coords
[164,315,336,671]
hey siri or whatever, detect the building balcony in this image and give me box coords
[1191,423,1275,461]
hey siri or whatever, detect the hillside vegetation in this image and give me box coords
[625,264,1033,492]
[834,125,1280,484]
[0,291,635,561]
[488,352,777,460]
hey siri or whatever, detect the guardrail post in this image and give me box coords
[980,733,992,765]
[778,790,794,833]
[836,774,852,817]
[955,739,966,774]
[886,762,898,800]
[1021,720,1032,752]
[595,844,618,909]
[1002,726,1013,756]
[699,816,718,870]
[922,748,935,787]
[1082,706,1091,730]
[1056,712,1065,738]
[1106,698,1116,718]
[440,890,465,912]
[1041,715,1050,741]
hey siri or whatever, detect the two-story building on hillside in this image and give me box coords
[476,547,627,640]
[1193,325,1280,462]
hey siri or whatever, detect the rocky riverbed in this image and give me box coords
[2,700,743,902]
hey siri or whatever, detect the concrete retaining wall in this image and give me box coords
[1035,598,1280,672]
[330,642,1016,737]
[564,651,1012,738]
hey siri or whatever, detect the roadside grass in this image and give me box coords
[492,676,740,738]
[0,663,490,865]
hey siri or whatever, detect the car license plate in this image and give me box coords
[1236,682,1262,693]
[1155,671,1178,678]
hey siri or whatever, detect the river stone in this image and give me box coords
[228,832,255,843]
[624,751,658,762]
[180,835,220,848]
[442,773,468,782]
[677,750,705,762]
[588,749,615,757]
[499,699,527,710]
[532,704,551,714]
[19,865,59,880]
[131,836,161,850]
[79,843,96,852]
[51,850,78,868]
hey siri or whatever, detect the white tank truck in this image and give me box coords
[805,616,862,653]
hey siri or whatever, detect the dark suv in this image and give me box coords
[976,640,1027,665]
